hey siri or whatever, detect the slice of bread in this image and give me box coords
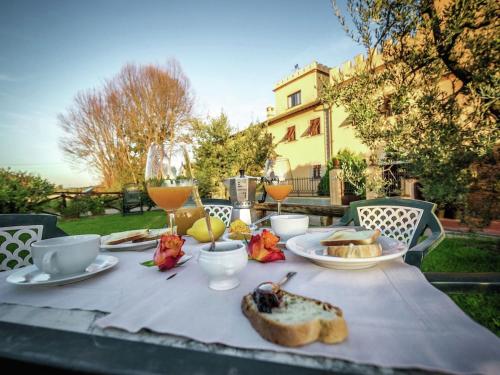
[320,229,381,246]
[242,290,348,347]
[105,229,149,245]
[131,229,170,243]
[327,243,382,258]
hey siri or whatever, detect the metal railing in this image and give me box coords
[286,177,324,197]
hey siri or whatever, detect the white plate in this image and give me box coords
[6,255,119,286]
[286,231,408,270]
[100,229,166,251]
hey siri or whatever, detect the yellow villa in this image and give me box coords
[265,59,370,180]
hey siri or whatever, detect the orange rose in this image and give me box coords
[153,234,185,271]
[247,229,285,263]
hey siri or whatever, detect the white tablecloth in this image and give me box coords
[1,237,499,375]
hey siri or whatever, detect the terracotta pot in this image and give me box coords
[175,207,206,236]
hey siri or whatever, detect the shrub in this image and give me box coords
[85,196,105,215]
[318,166,332,196]
[0,168,55,213]
[60,198,89,218]
[60,196,107,218]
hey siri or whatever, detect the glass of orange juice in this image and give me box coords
[263,157,293,215]
[145,142,194,235]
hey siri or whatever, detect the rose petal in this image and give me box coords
[247,232,285,263]
[259,249,286,263]
[262,229,280,248]
[157,250,185,271]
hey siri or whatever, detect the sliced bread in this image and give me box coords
[132,229,170,243]
[104,229,149,245]
[242,290,348,347]
[320,229,381,246]
[327,243,382,258]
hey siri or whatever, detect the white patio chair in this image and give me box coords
[204,205,233,227]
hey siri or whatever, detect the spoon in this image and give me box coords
[256,271,297,293]
[253,272,297,313]
[204,212,216,252]
[250,213,277,230]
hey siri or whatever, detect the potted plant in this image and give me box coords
[335,150,367,203]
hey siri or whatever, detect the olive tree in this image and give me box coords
[322,0,499,225]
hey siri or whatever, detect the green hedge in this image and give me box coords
[0,168,54,213]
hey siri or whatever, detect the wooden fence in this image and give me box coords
[36,191,123,216]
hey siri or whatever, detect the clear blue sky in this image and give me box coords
[0,0,362,187]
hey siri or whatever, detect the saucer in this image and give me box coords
[6,255,119,286]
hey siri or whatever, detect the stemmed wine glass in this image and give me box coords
[145,142,194,235]
[263,157,293,215]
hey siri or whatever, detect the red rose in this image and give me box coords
[247,229,285,263]
[153,234,185,271]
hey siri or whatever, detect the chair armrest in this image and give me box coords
[330,212,352,227]
[410,231,444,253]
[405,231,445,268]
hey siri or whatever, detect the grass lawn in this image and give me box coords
[59,210,166,236]
[59,212,500,336]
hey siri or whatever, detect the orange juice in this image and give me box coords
[147,185,193,211]
[265,184,293,201]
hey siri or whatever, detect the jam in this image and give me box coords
[252,284,284,313]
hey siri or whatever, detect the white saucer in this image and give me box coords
[6,255,119,286]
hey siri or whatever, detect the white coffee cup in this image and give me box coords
[31,235,100,276]
[270,214,309,241]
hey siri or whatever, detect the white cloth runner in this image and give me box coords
[1,238,499,374]
[0,249,160,312]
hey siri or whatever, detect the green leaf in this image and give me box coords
[140,260,156,267]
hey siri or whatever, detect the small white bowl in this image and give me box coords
[270,214,309,241]
[198,242,248,291]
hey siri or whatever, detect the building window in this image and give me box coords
[283,126,296,142]
[312,165,322,178]
[308,118,321,136]
[287,91,301,108]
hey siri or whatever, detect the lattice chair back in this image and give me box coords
[204,205,233,227]
[333,198,444,268]
[356,205,423,246]
[0,225,43,271]
[343,198,437,249]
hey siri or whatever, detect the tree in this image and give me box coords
[59,60,194,189]
[233,121,275,177]
[192,114,274,198]
[323,0,499,223]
